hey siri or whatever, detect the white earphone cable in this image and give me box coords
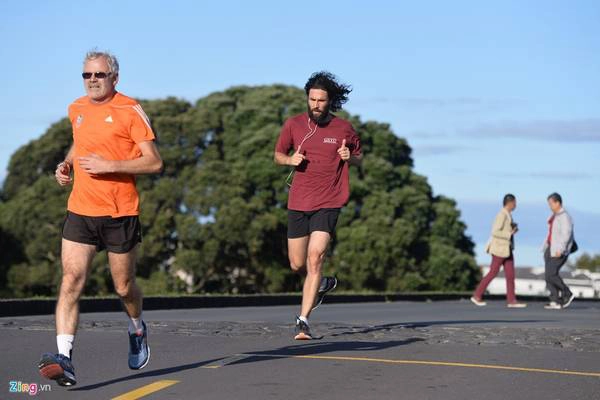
[285,116,319,187]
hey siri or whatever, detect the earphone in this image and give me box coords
[285,117,319,187]
[297,117,318,151]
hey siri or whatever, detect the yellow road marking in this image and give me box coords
[111,380,179,400]
[110,353,599,398]
[239,353,600,378]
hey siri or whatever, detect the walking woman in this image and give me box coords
[471,194,527,308]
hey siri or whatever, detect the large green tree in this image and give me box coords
[0,85,479,297]
[569,253,600,272]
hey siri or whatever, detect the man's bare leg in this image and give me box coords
[56,239,96,338]
[109,245,150,370]
[300,231,330,319]
[38,239,93,385]
[288,236,309,275]
[109,246,142,322]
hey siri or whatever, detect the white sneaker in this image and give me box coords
[544,302,562,310]
[470,297,487,306]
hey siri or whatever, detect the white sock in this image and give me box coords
[298,316,309,325]
[57,334,74,359]
[128,314,143,334]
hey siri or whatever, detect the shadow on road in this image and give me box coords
[70,339,422,391]
[329,319,554,337]
[68,319,553,391]
[227,338,424,366]
[68,356,225,392]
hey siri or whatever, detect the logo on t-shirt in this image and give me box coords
[105,115,113,123]
[323,137,338,144]
[76,115,83,128]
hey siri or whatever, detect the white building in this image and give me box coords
[482,266,600,299]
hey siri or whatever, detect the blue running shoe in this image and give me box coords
[38,353,76,386]
[128,320,150,370]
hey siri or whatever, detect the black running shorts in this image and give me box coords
[287,208,341,239]
[62,211,142,253]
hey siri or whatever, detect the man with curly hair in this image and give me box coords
[274,71,362,340]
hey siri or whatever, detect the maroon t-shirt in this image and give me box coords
[275,112,361,211]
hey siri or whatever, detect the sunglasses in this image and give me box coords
[81,71,112,79]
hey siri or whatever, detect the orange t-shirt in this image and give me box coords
[67,92,155,217]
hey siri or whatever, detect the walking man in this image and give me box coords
[471,194,527,308]
[38,50,163,386]
[543,193,576,310]
[274,71,362,340]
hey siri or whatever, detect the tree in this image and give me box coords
[0,223,24,297]
[570,253,600,272]
[0,85,478,297]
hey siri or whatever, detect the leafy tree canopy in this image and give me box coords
[0,85,478,297]
[570,253,600,273]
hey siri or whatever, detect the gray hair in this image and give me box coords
[84,49,119,75]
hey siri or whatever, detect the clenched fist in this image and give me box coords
[288,150,306,166]
[55,161,72,186]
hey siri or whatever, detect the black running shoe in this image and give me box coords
[294,316,313,340]
[38,353,76,386]
[562,291,576,309]
[312,276,338,311]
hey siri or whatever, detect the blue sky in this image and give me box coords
[1,0,598,266]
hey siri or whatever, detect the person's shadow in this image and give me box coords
[69,317,554,391]
[69,338,422,391]
[327,319,553,338]
[68,356,226,392]
[223,338,424,367]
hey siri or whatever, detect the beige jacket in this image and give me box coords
[485,208,514,258]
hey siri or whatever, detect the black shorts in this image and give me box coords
[287,208,340,239]
[62,211,141,253]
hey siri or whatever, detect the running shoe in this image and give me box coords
[562,292,576,309]
[128,320,150,370]
[38,353,76,386]
[544,302,562,310]
[294,316,313,340]
[312,276,338,311]
[470,296,487,306]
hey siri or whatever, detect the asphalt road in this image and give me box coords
[1,299,599,399]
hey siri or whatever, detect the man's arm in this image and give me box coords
[555,213,573,257]
[491,212,512,240]
[63,145,75,166]
[78,141,163,175]
[274,119,303,167]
